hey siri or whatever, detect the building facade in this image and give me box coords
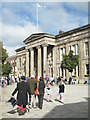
[5,55,17,79]
[16,24,90,83]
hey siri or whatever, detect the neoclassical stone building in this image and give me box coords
[16,24,90,83]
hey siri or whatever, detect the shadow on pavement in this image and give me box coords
[41,100,88,118]
[7,108,17,114]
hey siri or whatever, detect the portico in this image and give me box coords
[16,24,90,83]
[25,43,55,78]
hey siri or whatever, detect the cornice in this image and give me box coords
[15,46,25,52]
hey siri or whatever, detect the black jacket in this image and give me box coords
[38,81,45,94]
[59,84,65,93]
[12,81,31,106]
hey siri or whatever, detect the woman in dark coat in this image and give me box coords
[38,77,45,109]
[12,76,31,115]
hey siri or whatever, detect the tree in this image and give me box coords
[0,41,8,64]
[2,62,12,77]
[61,50,79,75]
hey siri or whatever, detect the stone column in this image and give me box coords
[37,46,42,77]
[16,56,19,78]
[43,44,48,78]
[78,40,84,83]
[30,48,34,76]
[53,46,57,80]
[21,56,23,75]
[65,44,69,79]
[26,49,29,78]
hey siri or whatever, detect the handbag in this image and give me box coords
[35,88,39,95]
[35,83,39,95]
[7,97,17,108]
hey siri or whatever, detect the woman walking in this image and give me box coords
[38,77,45,109]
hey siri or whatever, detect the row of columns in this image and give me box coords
[26,44,52,78]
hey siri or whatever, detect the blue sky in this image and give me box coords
[0,2,88,56]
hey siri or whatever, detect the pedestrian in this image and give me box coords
[58,80,65,104]
[27,75,37,109]
[7,76,10,85]
[25,77,28,82]
[45,75,48,85]
[64,78,67,84]
[46,80,52,102]
[68,77,72,85]
[38,77,45,109]
[57,77,61,85]
[11,76,31,115]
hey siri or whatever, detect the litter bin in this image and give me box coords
[88,80,90,84]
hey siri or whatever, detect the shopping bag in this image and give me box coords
[35,88,39,95]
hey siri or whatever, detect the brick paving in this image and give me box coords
[0,83,88,119]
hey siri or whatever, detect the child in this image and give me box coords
[58,80,65,104]
[46,80,52,102]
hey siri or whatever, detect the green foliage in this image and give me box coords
[61,50,79,73]
[0,41,8,64]
[2,62,12,77]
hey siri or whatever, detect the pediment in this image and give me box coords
[23,33,55,44]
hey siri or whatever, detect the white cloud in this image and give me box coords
[39,2,88,33]
[2,21,43,56]
[1,2,88,56]
[3,45,20,56]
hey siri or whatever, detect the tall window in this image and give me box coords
[85,42,89,57]
[58,48,59,61]
[85,64,89,74]
[76,44,78,55]
[60,48,66,62]
[60,48,63,61]
[71,45,75,55]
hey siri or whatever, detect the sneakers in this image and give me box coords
[17,107,22,114]
[49,100,52,102]
[47,100,52,102]
[17,107,27,116]
[59,100,64,104]
[19,109,27,116]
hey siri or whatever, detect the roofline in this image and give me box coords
[56,24,90,39]
[15,46,25,52]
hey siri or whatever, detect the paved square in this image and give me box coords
[0,83,88,119]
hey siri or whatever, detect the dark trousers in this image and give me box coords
[38,94,44,109]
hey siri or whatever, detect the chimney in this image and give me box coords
[59,30,64,34]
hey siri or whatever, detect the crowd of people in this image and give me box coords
[10,75,65,116]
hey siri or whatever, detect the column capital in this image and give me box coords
[26,49,29,52]
[42,43,48,47]
[29,48,34,51]
[36,45,41,49]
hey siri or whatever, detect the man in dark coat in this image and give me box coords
[12,76,31,115]
[38,77,45,109]
[27,75,37,109]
